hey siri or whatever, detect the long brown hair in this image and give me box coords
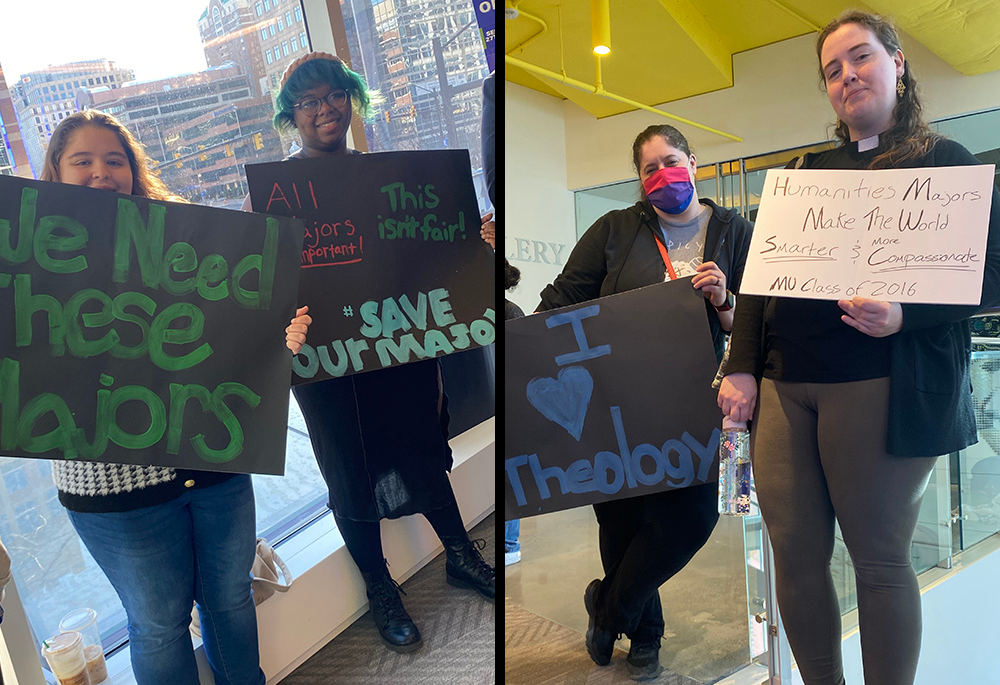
[817,10,940,169]
[40,111,182,201]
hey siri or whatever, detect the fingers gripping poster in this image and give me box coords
[504,279,723,520]
[0,176,302,475]
[245,150,496,385]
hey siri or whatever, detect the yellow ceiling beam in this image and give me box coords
[505,54,744,141]
[655,0,733,84]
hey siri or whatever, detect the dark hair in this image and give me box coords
[631,124,691,176]
[505,258,521,291]
[817,10,940,169]
[273,58,373,131]
[40,111,180,201]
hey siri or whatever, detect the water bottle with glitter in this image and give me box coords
[718,417,751,516]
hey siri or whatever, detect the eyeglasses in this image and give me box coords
[293,90,349,114]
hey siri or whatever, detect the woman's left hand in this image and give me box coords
[480,212,495,250]
[692,261,727,306]
[837,297,903,338]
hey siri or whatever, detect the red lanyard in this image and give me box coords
[654,237,678,281]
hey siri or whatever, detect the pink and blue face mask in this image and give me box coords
[642,166,694,215]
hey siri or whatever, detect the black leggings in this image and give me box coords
[335,490,469,574]
[753,378,937,685]
[592,483,718,641]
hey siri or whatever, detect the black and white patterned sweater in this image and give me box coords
[53,461,235,513]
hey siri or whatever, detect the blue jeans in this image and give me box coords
[505,519,521,553]
[68,475,265,685]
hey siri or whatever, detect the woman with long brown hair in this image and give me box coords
[718,11,1000,684]
[41,110,267,685]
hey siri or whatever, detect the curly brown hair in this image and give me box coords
[40,111,182,201]
[817,10,940,169]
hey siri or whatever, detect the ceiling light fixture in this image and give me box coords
[591,0,611,55]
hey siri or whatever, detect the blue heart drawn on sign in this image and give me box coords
[526,366,593,441]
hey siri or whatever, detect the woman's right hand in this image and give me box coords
[285,306,312,354]
[718,372,758,422]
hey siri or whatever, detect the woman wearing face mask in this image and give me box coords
[537,123,753,681]
[718,11,1000,684]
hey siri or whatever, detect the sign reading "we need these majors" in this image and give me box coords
[0,176,302,475]
[740,165,996,304]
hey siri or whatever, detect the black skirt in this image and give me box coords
[292,359,455,521]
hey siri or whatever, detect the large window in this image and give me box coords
[0,0,329,666]
[0,1,495,678]
[339,0,492,211]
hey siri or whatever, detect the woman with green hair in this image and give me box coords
[271,53,494,654]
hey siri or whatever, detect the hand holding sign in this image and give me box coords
[838,297,903,337]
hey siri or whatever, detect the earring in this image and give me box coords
[836,118,843,129]
[896,77,906,97]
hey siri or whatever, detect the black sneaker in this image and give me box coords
[584,579,616,666]
[626,638,662,681]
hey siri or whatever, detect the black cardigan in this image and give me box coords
[726,138,1000,457]
[537,198,753,363]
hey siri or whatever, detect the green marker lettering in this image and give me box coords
[0,187,37,266]
[14,274,65,356]
[429,288,455,326]
[149,302,213,371]
[65,289,118,358]
[113,198,166,287]
[162,241,198,295]
[34,215,88,273]
[107,385,166,449]
[110,292,156,360]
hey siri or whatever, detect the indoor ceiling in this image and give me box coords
[504,0,1000,121]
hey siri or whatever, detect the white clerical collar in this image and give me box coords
[857,134,879,152]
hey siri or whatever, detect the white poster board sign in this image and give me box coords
[740,166,995,304]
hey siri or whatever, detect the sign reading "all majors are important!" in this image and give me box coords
[245,150,496,385]
[505,279,722,520]
[0,176,302,474]
[740,165,996,304]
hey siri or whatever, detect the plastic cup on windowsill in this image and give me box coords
[59,608,108,683]
[41,631,92,685]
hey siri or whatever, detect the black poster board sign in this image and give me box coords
[245,150,496,384]
[504,279,723,520]
[0,176,302,475]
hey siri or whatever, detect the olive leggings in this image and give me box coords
[752,377,937,685]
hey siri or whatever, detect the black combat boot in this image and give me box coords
[360,564,422,653]
[584,579,616,666]
[441,536,495,600]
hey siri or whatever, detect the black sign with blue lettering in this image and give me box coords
[504,279,722,519]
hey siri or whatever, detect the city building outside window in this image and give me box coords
[0,0,329,663]
[0,0,494,674]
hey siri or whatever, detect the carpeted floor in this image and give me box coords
[280,514,497,684]
[504,600,701,685]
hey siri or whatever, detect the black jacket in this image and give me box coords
[726,138,1000,457]
[538,198,753,363]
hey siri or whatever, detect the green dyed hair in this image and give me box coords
[273,58,375,131]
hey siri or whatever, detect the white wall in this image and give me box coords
[505,83,576,315]
[559,31,1000,191]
